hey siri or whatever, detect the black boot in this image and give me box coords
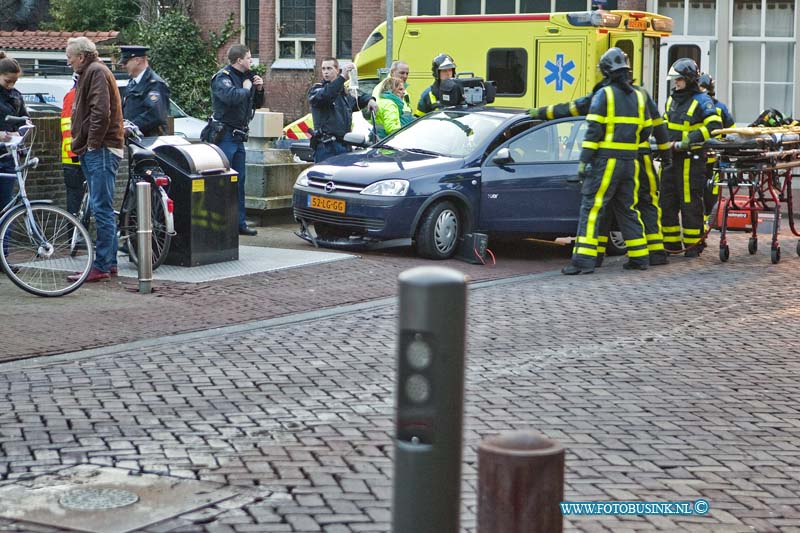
[595,254,605,268]
[623,261,649,271]
[562,264,594,275]
[649,252,669,266]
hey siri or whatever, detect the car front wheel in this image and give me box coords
[416,201,461,259]
[606,230,627,256]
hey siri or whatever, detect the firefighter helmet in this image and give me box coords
[432,53,456,78]
[598,48,630,76]
[667,58,700,84]
[698,73,715,96]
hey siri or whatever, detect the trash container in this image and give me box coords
[153,142,239,266]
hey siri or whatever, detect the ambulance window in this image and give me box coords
[487,49,527,97]
[615,39,635,74]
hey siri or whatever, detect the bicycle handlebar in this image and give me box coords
[4,115,29,126]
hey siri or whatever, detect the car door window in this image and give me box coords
[506,120,587,163]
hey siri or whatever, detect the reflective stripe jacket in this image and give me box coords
[664,89,722,150]
[581,82,647,163]
[416,85,440,115]
[61,87,79,165]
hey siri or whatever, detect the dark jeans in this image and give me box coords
[216,132,247,229]
[63,164,86,216]
[80,148,120,272]
[313,141,348,163]
[0,177,14,212]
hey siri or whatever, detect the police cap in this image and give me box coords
[118,45,149,65]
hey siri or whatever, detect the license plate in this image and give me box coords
[308,195,346,214]
[627,19,647,30]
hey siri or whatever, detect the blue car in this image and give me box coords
[293,108,623,259]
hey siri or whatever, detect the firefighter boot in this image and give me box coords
[562,264,595,275]
[595,254,605,268]
[622,260,649,271]
[649,251,669,266]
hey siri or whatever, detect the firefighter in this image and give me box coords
[530,66,671,267]
[698,73,734,221]
[417,53,460,115]
[562,47,650,275]
[661,59,723,257]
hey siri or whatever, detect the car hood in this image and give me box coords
[305,147,465,185]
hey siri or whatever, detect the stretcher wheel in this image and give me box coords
[771,246,781,264]
[720,245,730,262]
[748,237,757,254]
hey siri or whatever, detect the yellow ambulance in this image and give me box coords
[283,10,673,140]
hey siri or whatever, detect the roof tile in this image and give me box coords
[0,31,119,51]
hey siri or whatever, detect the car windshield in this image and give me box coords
[381,111,506,158]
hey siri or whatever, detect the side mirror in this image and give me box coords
[492,147,514,165]
[343,132,369,147]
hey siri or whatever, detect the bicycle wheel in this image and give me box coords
[0,204,94,297]
[121,185,172,270]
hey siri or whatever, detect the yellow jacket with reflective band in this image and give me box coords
[60,87,79,165]
[663,90,722,150]
[581,83,646,163]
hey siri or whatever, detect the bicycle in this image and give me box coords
[0,116,93,296]
[75,121,175,270]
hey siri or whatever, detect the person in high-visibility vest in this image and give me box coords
[417,53,459,116]
[61,75,85,216]
[562,48,651,275]
[661,59,723,257]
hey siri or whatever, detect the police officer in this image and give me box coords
[661,59,723,257]
[417,53,460,116]
[698,73,734,220]
[562,48,650,275]
[308,57,377,163]
[210,44,264,236]
[119,45,170,137]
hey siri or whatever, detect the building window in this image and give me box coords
[487,48,527,96]
[278,0,315,59]
[730,0,795,121]
[447,0,616,15]
[336,0,353,58]
[244,0,260,55]
[659,0,716,37]
[417,0,440,15]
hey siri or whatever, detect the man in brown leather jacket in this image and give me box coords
[66,36,124,282]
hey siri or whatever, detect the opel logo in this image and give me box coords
[324,181,336,193]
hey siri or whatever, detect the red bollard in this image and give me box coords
[477,431,564,533]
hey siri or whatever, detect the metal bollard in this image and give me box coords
[392,266,466,533]
[136,182,153,294]
[477,431,565,533]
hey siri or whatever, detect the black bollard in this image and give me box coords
[392,266,467,533]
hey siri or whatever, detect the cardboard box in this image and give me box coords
[249,110,284,138]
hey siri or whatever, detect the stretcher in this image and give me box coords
[703,126,800,263]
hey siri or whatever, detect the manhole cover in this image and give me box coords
[59,488,139,511]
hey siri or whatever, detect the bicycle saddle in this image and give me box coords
[129,144,157,165]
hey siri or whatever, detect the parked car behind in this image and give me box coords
[292,108,627,259]
[14,77,206,141]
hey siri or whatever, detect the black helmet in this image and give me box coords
[431,53,456,78]
[667,58,700,84]
[598,48,630,76]
[698,73,715,96]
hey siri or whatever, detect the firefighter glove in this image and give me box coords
[673,138,690,151]
[571,161,590,183]
[528,107,546,120]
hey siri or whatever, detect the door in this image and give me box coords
[658,38,711,110]
[610,33,643,87]
[480,118,586,235]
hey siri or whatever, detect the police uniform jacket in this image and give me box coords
[663,89,722,149]
[211,66,264,132]
[308,74,373,139]
[123,66,170,136]
[0,85,27,168]
[580,81,648,164]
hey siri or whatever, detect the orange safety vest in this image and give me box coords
[60,88,79,165]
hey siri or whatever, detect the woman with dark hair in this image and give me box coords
[0,51,28,210]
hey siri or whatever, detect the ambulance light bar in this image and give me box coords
[567,11,622,28]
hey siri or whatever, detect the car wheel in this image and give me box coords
[606,230,627,256]
[416,201,461,260]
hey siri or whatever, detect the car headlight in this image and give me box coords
[360,179,409,196]
[295,169,310,187]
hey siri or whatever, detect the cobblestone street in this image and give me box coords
[1,235,800,532]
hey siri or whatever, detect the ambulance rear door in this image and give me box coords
[658,37,711,110]
[535,39,586,108]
